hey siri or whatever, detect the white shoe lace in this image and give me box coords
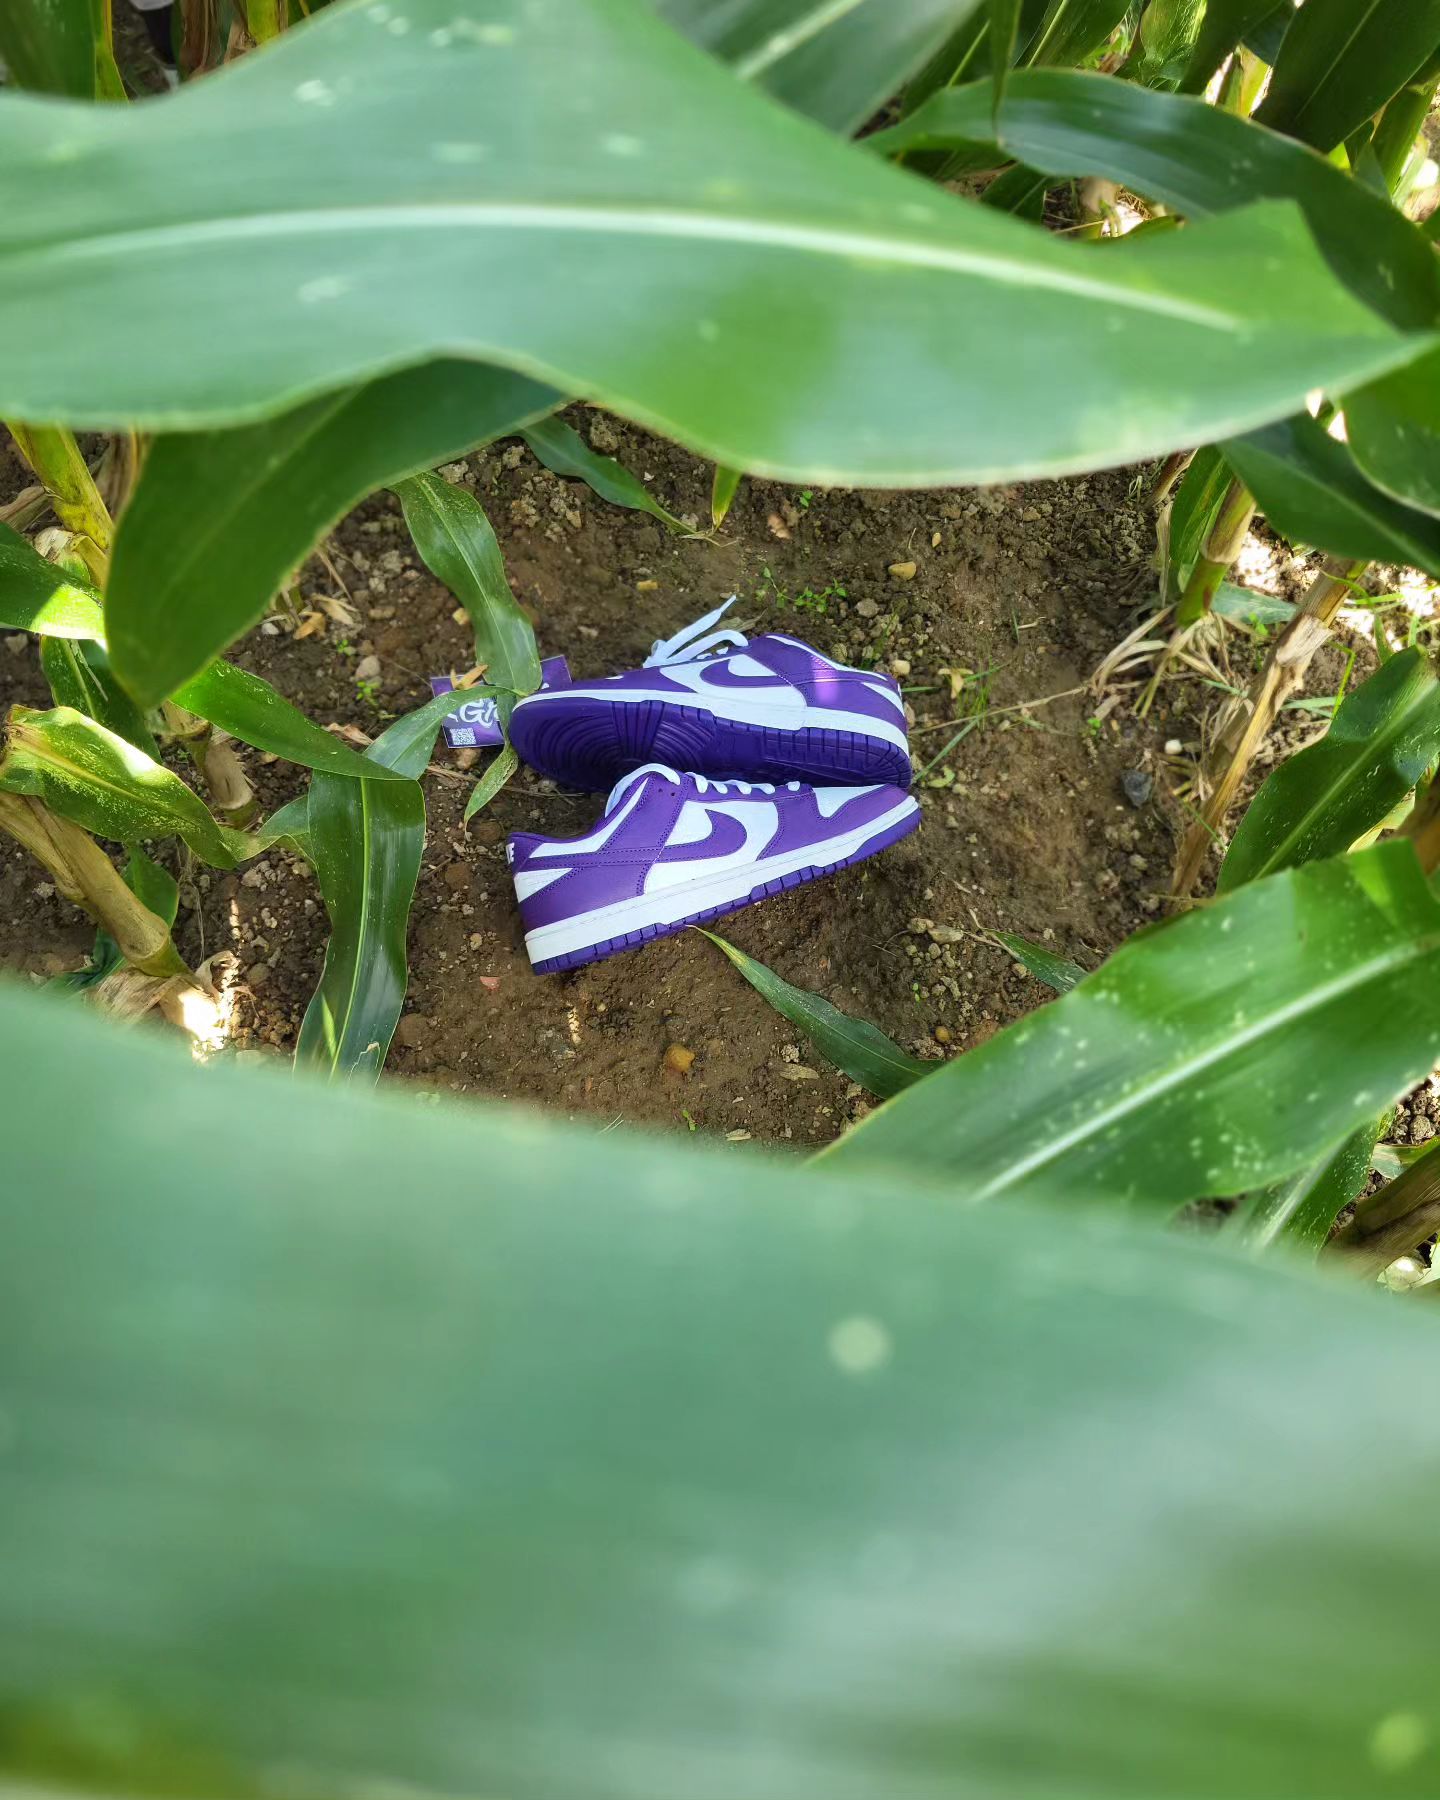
[643,596,747,667]
[691,774,801,796]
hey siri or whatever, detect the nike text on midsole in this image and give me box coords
[523,797,919,962]
[526,689,909,751]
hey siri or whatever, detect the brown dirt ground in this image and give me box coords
[2,414,1432,1153]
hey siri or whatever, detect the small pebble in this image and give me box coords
[908,916,934,934]
[855,598,879,619]
[888,561,917,580]
[1121,768,1153,807]
[354,654,381,681]
[891,657,911,677]
[4,633,28,654]
[245,962,271,989]
[1164,737,1183,755]
[636,579,659,592]
[664,1043,696,1075]
[933,1025,952,1044]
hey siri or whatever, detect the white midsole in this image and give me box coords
[524,686,910,754]
[525,796,920,962]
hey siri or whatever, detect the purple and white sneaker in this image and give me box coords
[508,599,911,792]
[508,763,919,975]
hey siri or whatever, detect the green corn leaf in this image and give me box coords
[868,70,1440,329]
[823,842,1440,1207]
[1222,413,1440,575]
[1128,0,1205,87]
[1220,650,1440,891]
[1021,0,1130,68]
[995,929,1085,992]
[0,704,254,869]
[0,521,105,640]
[1226,1119,1381,1255]
[653,0,987,134]
[16,977,1440,1799]
[1345,350,1440,520]
[0,516,405,781]
[1178,0,1286,93]
[701,929,931,1098]
[1243,0,1293,63]
[393,472,541,695]
[0,0,124,99]
[520,418,693,536]
[1254,0,1440,154]
[1166,444,1232,595]
[1211,581,1295,627]
[295,692,458,1080]
[710,463,742,528]
[172,658,412,783]
[107,363,557,705]
[980,161,1048,216]
[256,792,312,859]
[989,0,1021,111]
[463,742,518,823]
[39,637,160,758]
[0,4,1427,491]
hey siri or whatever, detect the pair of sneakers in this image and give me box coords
[505,599,920,975]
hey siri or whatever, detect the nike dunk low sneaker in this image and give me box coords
[508,763,919,975]
[508,599,912,792]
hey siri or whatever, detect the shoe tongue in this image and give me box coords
[604,762,680,812]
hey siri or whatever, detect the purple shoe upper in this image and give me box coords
[509,763,920,974]
[509,599,912,792]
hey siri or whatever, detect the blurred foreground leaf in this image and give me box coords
[7,980,1440,1798]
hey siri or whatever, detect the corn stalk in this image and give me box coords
[5,423,112,582]
[0,790,187,976]
[1172,556,1368,896]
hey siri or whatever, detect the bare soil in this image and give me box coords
[2,412,1421,1151]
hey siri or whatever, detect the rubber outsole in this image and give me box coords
[528,806,920,975]
[511,696,911,792]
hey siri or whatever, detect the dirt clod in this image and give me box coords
[664,1043,696,1075]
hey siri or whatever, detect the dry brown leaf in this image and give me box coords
[293,609,326,641]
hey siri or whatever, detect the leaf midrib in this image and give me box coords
[5,202,1256,334]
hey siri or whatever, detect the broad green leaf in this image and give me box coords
[520,418,692,536]
[1021,0,1130,68]
[15,980,1440,1799]
[0,521,105,640]
[653,0,987,134]
[710,462,742,528]
[1226,1119,1381,1255]
[0,705,254,868]
[0,0,124,99]
[823,843,1440,1207]
[463,741,518,822]
[1167,444,1231,593]
[173,658,412,782]
[1222,413,1440,575]
[0,4,1428,489]
[995,929,1084,991]
[393,472,541,694]
[107,362,557,705]
[295,693,457,1080]
[1178,0,1285,94]
[1220,650,1440,891]
[869,70,1440,329]
[1242,0,1293,63]
[701,929,931,1098]
[39,637,159,758]
[1254,0,1440,153]
[1345,350,1440,520]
